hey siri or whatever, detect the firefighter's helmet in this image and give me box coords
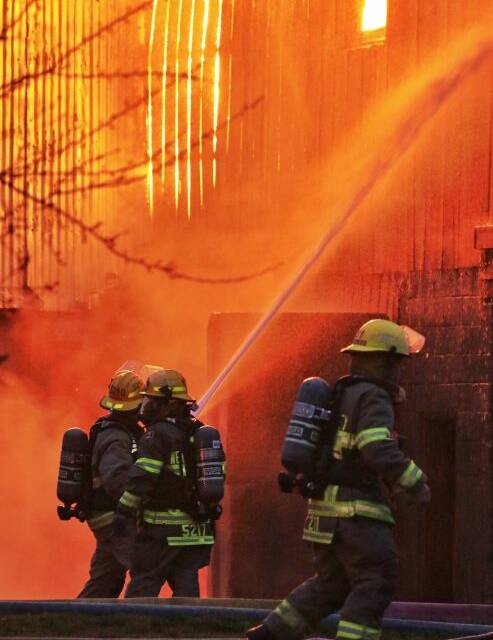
[100,369,145,411]
[341,319,425,357]
[141,369,194,401]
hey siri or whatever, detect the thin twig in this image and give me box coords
[0,1,154,97]
[0,0,37,42]
[47,96,265,195]
[0,162,283,285]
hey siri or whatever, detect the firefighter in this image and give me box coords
[78,369,145,598]
[247,319,431,640]
[113,369,218,598]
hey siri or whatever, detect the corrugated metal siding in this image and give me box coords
[2,0,492,306]
[214,0,493,272]
[0,0,153,309]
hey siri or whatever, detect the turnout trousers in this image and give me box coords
[125,531,212,597]
[78,524,135,598]
[265,517,398,640]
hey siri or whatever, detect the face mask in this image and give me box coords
[139,397,162,426]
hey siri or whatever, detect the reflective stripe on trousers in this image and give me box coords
[271,600,311,637]
[337,618,381,640]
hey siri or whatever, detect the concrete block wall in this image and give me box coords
[397,267,493,603]
[206,268,493,603]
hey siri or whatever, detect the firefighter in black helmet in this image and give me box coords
[113,370,218,597]
[78,369,145,598]
[247,319,431,640]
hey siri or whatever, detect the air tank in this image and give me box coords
[281,377,333,476]
[194,425,226,504]
[57,428,90,518]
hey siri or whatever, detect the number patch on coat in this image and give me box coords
[304,514,320,533]
[181,524,207,538]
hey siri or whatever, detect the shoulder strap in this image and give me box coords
[336,374,398,396]
[89,418,135,450]
[88,417,106,449]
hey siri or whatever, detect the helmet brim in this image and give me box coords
[140,390,195,401]
[341,344,410,357]
[99,396,142,411]
[173,392,195,401]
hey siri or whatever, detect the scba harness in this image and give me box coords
[56,419,140,528]
[279,375,421,543]
[119,419,226,546]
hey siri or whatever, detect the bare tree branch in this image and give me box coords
[45,96,265,196]
[0,144,283,286]
[53,69,203,81]
[0,1,154,97]
[0,0,37,41]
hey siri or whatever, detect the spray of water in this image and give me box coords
[196,28,493,415]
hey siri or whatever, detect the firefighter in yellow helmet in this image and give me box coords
[113,370,220,597]
[78,369,145,598]
[247,319,430,640]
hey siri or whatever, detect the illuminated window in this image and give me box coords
[361,0,387,40]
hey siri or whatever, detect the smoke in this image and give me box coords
[1,3,493,598]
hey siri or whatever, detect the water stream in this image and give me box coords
[196,29,493,416]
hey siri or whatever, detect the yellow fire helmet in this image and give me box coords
[115,360,164,381]
[341,319,425,357]
[141,369,194,401]
[99,369,145,411]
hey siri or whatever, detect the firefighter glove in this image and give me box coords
[296,475,319,499]
[208,504,223,521]
[414,481,431,504]
[190,501,210,523]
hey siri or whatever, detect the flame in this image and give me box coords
[199,0,210,207]
[175,0,184,211]
[226,0,235,152]
[212,0,223,187]
[146,0,159,216]
[361,0,387,32]
[226,53,233,152]
[161,0,171,185]
[149,0,225,216]
[187,0,196,219]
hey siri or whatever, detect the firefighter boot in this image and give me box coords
[246,624,276,640]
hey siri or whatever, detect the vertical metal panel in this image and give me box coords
[2,0,493,307]
[0,0,132,309]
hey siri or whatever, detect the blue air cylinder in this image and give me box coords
[57,428,90,507]
[281,377,333,476]
[194,425,226,504]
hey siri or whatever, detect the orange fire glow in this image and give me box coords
[187,0,197,219]
[212,0,223,187]
[161,0,171,185]
[146,0,159,216]
[199,0,210,207]
[226,0,235,152]
[146,0,226,217]
[361,0,387,32]
[175,0,184,211]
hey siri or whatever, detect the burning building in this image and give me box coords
[1,0,493,604]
